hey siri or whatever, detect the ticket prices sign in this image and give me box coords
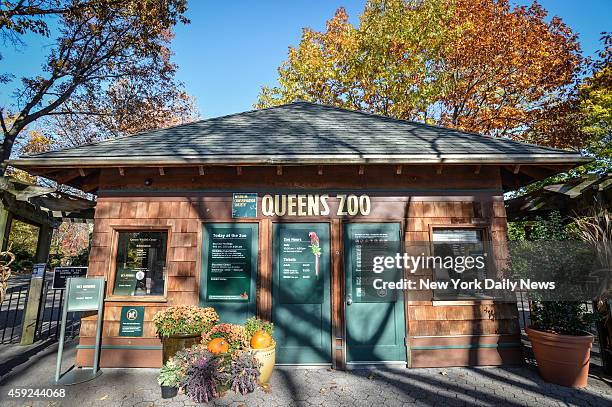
[277,227,324,304]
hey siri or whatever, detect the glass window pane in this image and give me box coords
[113,231,167,296]
[432,228,487,299]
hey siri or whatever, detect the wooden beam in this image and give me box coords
[118,167,125,176]
[318,166,323,176]
[474,165,482,175]
[159,167,165,176]
[436,165,443,175]
[198,166,205,176]
[276,165,283,176]
[78,168,86,177]
[358,165,365,175]
[236,166,242,176]
[54,170,81,185]
[513,164,521,174]
[396,165,402,175]
[80,171,100,193]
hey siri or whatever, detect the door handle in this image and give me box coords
[346,295,353,306]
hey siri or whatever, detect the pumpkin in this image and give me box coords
[207,337,229,354]
[250,330,272,349]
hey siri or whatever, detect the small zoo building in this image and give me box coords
[10,102,587,369]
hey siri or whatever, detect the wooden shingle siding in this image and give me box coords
[78,165,521,368]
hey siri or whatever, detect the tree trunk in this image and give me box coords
[1,125,23,175]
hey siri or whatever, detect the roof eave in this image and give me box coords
[8,154,590,168]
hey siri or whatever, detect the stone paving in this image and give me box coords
[0,339,611,407]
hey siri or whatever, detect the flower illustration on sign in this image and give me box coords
[308,231,321,277]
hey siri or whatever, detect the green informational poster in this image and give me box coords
[66,277,104,312]
[345,223,401,303]
[113,267,137,296]
[277,226,324,304]
[205,226,255,302]
[119,306,145,337]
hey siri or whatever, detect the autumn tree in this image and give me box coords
[256,0,453,121]
[0,0,192,173]
[439,0,581,138]
[528,33,611,173]
[257,0,582,140]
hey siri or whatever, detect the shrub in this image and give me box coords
[153,306,218,337]
[229,351,260,395]
[202,323,249,352]
[531,301,597,336]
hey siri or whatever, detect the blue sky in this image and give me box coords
[1,1,611,119]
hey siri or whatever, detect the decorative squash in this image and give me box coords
[207,337,229,354]
[250,330,272,349]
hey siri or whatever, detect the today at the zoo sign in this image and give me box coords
[261,194,371,216]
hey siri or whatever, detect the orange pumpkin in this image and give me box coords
[207,337,229,354]
[250,330,272,349]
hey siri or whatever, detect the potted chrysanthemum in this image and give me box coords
[153,305,219,363]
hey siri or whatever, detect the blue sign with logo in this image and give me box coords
[232,193,257,218]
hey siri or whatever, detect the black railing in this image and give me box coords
[0,274,81,345]
[0,282,29,344]
[35,278,80,341]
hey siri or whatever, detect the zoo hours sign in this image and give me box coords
[261,194,371,217]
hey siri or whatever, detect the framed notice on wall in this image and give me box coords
[203,224,258,302]
[276,226,325,304]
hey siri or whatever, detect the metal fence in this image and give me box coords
[0,274,80,345]
[0,282,29,344]
[35,278,81,341]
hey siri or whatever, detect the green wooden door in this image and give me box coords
[344,223,406,363]
[200,223,257,324]
[272,223,332,364]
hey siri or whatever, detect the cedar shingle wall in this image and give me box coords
[82,198,202,341]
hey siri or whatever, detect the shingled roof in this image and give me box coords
[10,101,587,167]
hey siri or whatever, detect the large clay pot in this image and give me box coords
[161,333,202,364]
[251,344,275,384]
[526,326,594,388]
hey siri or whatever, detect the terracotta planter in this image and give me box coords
[161,333,202,364]
[526,326,594,388]
[251,344,276,384]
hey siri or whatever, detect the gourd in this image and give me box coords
[207,337,229,354]
[250,330,272,349]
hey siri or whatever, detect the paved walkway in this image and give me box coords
[0,340,611,406]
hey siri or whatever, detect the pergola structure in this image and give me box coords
[505,173,611,221]
[0,175,95,345]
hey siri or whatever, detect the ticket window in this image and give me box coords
[112,230,168,297]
